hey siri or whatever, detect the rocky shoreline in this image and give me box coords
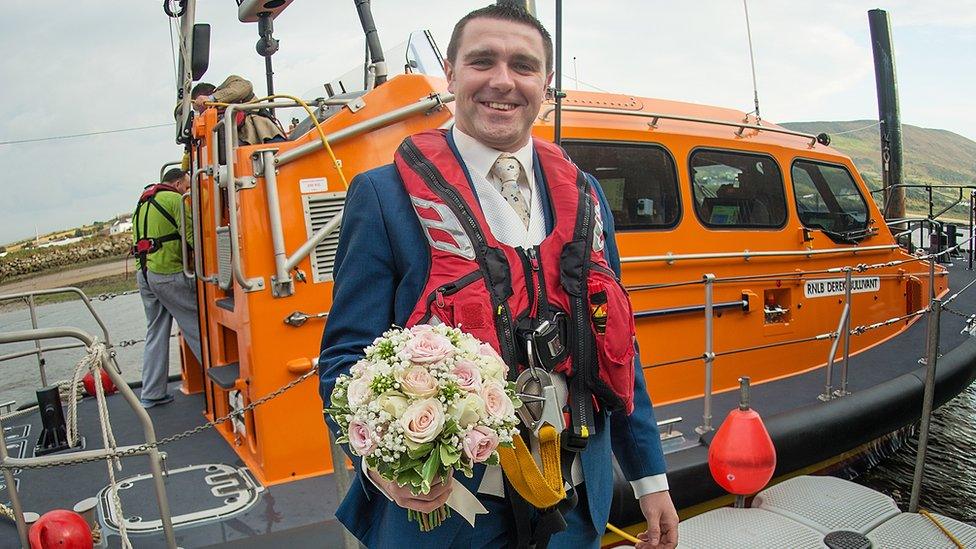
[0,234,131,283]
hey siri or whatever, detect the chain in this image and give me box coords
[95,290,140,302]
[3,367,319,470]
[942,305,973,320]
[115,333,176,348]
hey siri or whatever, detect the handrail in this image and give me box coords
[180,190,194,279]
[0,327,176,548]
[0,341,87,363]
[223,104,263,292]
[537,105,821,147]
[190,166,216,283]
[620,244,899,265]
[276,93,455,167]
[0,288,114,353]
[260,149,291,296]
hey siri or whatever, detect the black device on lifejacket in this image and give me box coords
[131,183,183,275]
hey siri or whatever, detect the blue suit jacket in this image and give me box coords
[319,135,666,547]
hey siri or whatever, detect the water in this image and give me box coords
[1,295,973,524]
[0,293,180,406]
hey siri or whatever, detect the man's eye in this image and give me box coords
[471,59,491,67]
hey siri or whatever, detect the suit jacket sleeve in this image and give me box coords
[588,174,668,480]
[319,171,399,497]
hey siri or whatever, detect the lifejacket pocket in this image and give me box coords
[420,270,493,334]
[587,263,636,413]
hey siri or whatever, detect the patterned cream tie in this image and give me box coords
[491,155,530,229]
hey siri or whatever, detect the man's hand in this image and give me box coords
[366,467,453,513]
[634,490,678,548]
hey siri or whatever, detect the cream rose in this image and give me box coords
[449,392,485,428]
[346,376,373,411]
[479,344,508,380]
[452,360,483,393]
[404,331,453,364]
[348,420,376,456]
[399,366,439,398]
[482,381,515,420]
[400,398,446,444]
[462,426,499,463]
[377,392,409,417]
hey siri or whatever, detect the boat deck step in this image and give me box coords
[678,476,976,548]
[206,362,240,390]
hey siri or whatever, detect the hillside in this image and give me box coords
[781,121,976,219]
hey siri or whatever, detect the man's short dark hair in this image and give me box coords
[191,82,216,99]
[446,4,553,74]
[162,168,187,184]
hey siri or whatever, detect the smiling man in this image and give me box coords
[320,4,677,548]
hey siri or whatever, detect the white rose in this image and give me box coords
[400,398,446,444]
[346,376,373,411]
[449,392,486,428]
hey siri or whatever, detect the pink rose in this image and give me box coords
[400,398,446,444]
[348,421,376,456]
[405,331,454,364]
[482,381,515,420]
[452,360,483,393]
[399,366,439,398]
[462,426,499,463]
[409,324,434,335]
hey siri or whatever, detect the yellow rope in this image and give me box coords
[605,522,641,543]
[497,425,565,508]
[920,509,965,549]
[205,94,349,189]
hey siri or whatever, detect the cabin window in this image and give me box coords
[791,160,869,241]
[690,149,787,228]
[562,142,680,230]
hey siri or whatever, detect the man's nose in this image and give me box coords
[487,64,516,92]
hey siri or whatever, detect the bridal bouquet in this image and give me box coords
[326,324,521,531]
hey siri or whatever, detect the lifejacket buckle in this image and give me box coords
[515,368,565,437]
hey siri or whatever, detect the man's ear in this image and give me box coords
[544,71,554,90]
[444,59,456,93]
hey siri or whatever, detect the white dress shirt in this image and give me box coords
[451,128,668,499]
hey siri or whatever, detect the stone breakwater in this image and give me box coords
[0,235,132,283]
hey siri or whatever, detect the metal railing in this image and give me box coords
[0,327,175,549]
[537,104,823,148]
[642,226,976,430]
[0,288,118,385]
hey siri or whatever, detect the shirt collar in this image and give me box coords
[452,127,535,182]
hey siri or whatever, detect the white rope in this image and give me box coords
[67,340,132,548]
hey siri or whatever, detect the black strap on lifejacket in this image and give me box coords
[132,184,182,275]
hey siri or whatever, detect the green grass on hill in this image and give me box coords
[0,274,138,311]
[781,121,976,219]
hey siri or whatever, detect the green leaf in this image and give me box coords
[407,442,433,460]
[396,457,424,473]
[484,453,500,467]
[398,468,422,490]
[439,443,460,466]
[442,419,460,436]
[421,448,442,493]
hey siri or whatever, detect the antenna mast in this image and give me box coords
[742,0,762,124]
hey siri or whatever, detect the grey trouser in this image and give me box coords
[137,271,202,400]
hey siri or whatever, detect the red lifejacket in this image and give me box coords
[132,183,183,274]
[394,130,637,439]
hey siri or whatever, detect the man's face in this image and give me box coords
[176,174,191,193]
[445,17,552,152]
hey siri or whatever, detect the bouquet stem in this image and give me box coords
[407,505,451,532]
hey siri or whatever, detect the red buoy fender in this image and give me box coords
[82,368,117,397]
[707,407,777,495]
[28,509,93,549]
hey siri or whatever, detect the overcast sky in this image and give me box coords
[1,1,974,244]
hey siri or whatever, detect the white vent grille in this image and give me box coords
[304,192,346,283]
[216,226,233,290]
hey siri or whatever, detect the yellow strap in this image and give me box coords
[497,424,566,509]
[920,509,965,549]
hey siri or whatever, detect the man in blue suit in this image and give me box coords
[320,5,677,548]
